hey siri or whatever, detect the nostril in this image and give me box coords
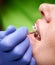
[40,10,50,23]
[41,11,45,16]
[39,3,51,23]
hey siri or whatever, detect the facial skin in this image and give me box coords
[28,3,55,65]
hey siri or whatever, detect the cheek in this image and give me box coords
[33,28,55,64]
[44,26,55,51]
[33,43,47,64]
[46,34,55,53]
[33,41,55,65]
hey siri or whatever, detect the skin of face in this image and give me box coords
[28,3,55,65]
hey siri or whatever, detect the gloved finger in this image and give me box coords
[15,45,32,65]
[0,37,30,62]
[29,57,36,65]
[0,31,5,39]
[21,46,32,65]
[5,25,16,35]
[3,46,32,65]
[7,37,30,61]
[0,27,28,51]
[0,25,16,39]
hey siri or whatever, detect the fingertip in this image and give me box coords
[6,25,16,35]
[7,25,16,30]
[18,27,28,35]
[0,27,28,51]
[0,31,6,39]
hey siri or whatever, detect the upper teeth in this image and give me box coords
[32,24,41,40]
[32,23,38,31]
[32,23,39,36]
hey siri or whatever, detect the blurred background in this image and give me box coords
[0,0,55,31]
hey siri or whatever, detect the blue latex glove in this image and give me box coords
[2,57,37,65]
[30,57,37,65]
[2,45,32,65]
[0,27,36,65]
[0,25,16,39]
[0,27,28,51]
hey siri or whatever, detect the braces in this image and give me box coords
[28,24,39,37]
[28,24,41,40]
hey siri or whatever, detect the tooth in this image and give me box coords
[35,24,36,28]
[32,23,38,31]
[32,25,35,30]
[35,23,38,30]
[32,24,41,40]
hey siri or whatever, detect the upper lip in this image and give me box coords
[35,20,41,40]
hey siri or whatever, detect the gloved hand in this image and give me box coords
[30,57,37,65]
[3,57,36,65]
[0,25,16,39]
[0,27,36,65]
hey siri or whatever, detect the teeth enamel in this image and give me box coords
[32,23,39,36]
[32,24,38,31]
[35,24,38,30]
[32,26,36,31]
[32,24,41,40]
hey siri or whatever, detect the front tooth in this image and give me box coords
[35,24,38,30]
[32,23,38,31]
[32,25,36,31]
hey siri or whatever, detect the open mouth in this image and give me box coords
[32,24,41,41]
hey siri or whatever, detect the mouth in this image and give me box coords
[32,24,41,41]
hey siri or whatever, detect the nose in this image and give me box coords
[39,3,51,23]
